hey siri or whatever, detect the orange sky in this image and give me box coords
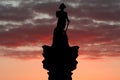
[0,0,120,80]
[0,57,120,80]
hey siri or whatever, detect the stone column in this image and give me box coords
[42,27,79,80]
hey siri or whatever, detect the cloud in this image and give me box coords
[0,24,53,47]
[66,0,120,21]
[0,45,42,60]
[0,0,120,60]
[0,5,32,21]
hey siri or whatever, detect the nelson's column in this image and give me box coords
[42,3,79,80]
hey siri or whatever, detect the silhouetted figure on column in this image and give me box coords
[56,3,70,30]
[42,3,79,80]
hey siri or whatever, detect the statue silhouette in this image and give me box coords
[56,3,70,30]
[42,3,79,80]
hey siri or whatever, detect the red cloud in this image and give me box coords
[0,0,120,60]
[0,24,53,47]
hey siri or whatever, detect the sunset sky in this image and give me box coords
[0,0,120,80]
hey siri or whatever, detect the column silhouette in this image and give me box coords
[42,3,79,80]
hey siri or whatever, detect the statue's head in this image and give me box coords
[59,3,66,9]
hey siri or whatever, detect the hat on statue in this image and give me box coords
[59,3,66,9]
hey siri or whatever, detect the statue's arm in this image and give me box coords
[66,12,70,22]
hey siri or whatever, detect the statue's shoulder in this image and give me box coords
[63,11,67,15]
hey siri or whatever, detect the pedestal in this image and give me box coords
[42,28,79,80]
